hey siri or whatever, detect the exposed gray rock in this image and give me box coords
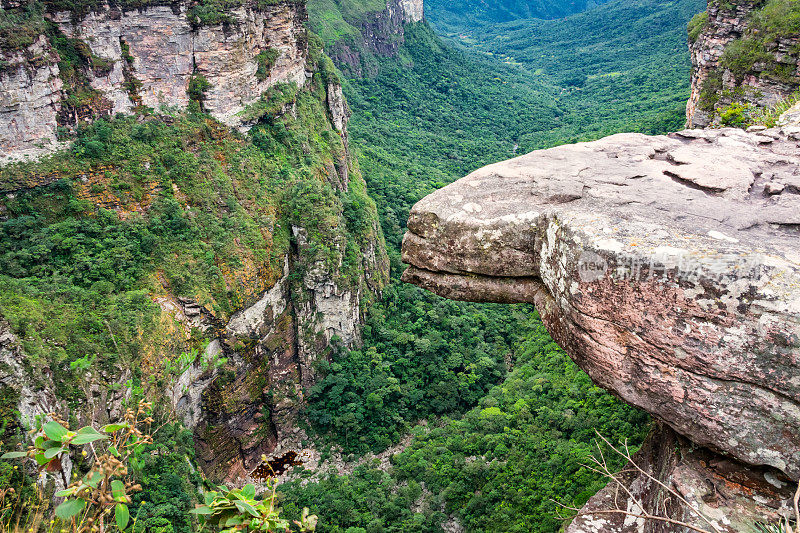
[401,128,800,482]
[326,82,350,133]
[398,0,424,23]
[687,1,800,128]
[567,424,796,533]
[51,1,308,127]
[0,35,64,163]
[778,101,800,127]
[0,1,310,161]
[0,318,72,491]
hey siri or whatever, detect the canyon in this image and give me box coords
[1,0,799,528]
[0,0,391,482]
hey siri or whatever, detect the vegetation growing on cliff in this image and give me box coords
[0,40,382,410]
[719,0,800,82]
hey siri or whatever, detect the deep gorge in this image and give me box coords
[0,0,798,531]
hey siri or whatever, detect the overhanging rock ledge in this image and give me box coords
[401,127,800,530]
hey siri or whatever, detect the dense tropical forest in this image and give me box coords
[276,0,702,530]
[0,0,709,530]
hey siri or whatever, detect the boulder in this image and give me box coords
[401,128,800,482]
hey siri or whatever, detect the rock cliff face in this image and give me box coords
[309,0,423,76]
[186,225,388,480]
[402,126,800,530]
[0,35,64,164]
[687,0,800,127]
[0,0,390,482]
[0,0,308,159]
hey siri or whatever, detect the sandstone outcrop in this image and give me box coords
[51,1,307,125]
[316,0,423,76]
[687,0,800,128]
[0,0,309,159]
[0,35,64,164]
[401,127,800,528]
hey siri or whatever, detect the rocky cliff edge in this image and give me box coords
[402,124,800,530]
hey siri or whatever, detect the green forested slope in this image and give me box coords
[425,0,613,33]
[283,315,648,532]
[445,0,705,144]
[278,0,708,527]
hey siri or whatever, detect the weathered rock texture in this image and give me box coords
[52,2,307,124]
[0,0,308,158]
[687,0,800,128]
[569,423,796,532]
[317,0,423,76]
[402,127,800,528]
[0,35,64,164]
[178,213,387,480]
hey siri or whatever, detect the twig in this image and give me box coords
[594,431,723,533]
[793,479,800,531]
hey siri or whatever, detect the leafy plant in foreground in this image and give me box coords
[1,400,154,532]
[192,482,317,533]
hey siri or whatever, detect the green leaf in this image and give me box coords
[41,439,61,450]
[85,470,104,488]
[224,516,243,527]
[234,500,259,518]
[111,479,126,502]
[203,491,217,505]
[72,433,108,445]
[108,445,120,457]
[54,488,75,497]
[44,447,65,459]
[115,503,130,530]
[189,505,213,515]
[241,484,256,500]
[101,423,129,433]
[72,427,108,444]
[43,421,69,442]
[0,451,27,459]
[33,453,49,466]
[55,499,85,520]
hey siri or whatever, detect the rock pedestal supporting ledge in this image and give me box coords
[401,127,800,531]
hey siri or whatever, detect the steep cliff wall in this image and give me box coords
[307,0,423,76]
[687,0,800,127]
[51,1,307,124]
[0,0,309,159]
[401,123,800,530]
[0,35,63,164]
[0,2,389,481]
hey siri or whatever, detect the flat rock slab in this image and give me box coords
[401,128,800,478]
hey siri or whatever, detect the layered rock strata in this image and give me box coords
[0,35,64,164]
[401,127,800,529]
[0,0,309,158]
[687,0,800,127]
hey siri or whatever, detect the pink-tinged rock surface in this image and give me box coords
[401,128,800,481]
[566,423,796,533]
